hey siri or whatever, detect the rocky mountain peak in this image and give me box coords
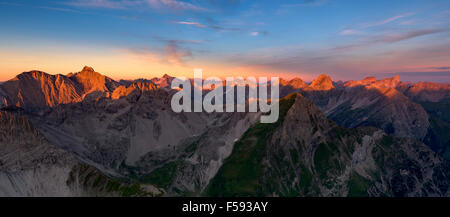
[71,66,119,94]
[76,66,102,78]
[404,81,450,102]
[151,74,174,88]
[286,93,334,129]
[376,75,401,88]
[309,74,334,90]
[362,76,377,82]
[0,70,82,109]
[81,66,95,73]
[131,81,158,91]
[280,78,307,88]
[343,75,401,89]
[279,78,290,86]
[162,74,172,79]
[111,81,158,99]
[394,74,400,82]
[288,78,307,88]
[14,70,51,81]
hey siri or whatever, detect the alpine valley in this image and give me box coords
[0,66,449,197]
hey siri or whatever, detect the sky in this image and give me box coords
[1,0,450,82]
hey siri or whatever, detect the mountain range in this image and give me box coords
[0,66,449,196]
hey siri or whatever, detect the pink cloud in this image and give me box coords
[175,21,207,28]
[339,29,364,36]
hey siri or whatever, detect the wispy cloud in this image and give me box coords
[374,13,415,26]
[356,12,416,29]
[37,6,83,13]
[334,28,446,51]
[66,0,211,12]
[146,0,210,12]
[373,28,445,43]
[164,40,193,65]
[340,12,416,37]
[250,31,268,36]
[174,19,269,37]
[175,21,207,28]
[430,66,450,70]
[174,20,243,32]
[1,2,83,13]
[123,34,202,66]
[339,29,364,36]
[122,43,193,66]
[65,0,140,9]
[382,71,450,78]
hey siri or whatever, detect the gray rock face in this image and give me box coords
[279,76,449,151]
[0,111,80,196]
[206,94,450,197]
[302,86,430,141]
[0,111,160,196]
[401,81,450,103]
[293,76,449,161]
[26,85,259,195]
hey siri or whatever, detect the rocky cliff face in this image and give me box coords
[289,75,449,161]
[23,79,259,195]
[206,94,450,196]
[0,66,121,112]
[68,66,120,96]
[0,71,82,110]
[0,111,78,196]
[306,86,430,141]
[400,82,450,159]
[0,111,161,196]
[402,81,450,103]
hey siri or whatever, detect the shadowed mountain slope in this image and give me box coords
[0,68,449,196]
[206,94,450,196]
[0,111,161,196]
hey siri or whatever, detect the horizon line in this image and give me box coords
[1,66,449,85]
